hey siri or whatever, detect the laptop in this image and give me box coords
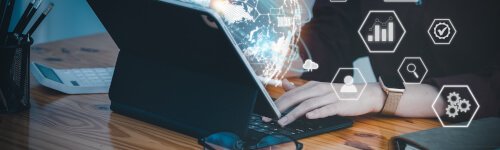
[87,0,352,141]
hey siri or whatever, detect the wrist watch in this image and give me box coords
[378,77,405,115]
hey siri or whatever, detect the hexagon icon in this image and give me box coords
[330,68,367,101]
[428,19,457,45]
[397,57,428,84]
[358,10,406,53]
[432,85,480,128]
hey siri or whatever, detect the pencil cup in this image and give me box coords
[0,33,32,113]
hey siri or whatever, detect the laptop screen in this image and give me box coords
[169,0,311,87]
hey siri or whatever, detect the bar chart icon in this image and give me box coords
[367,17,394,43]
[358,10,406,53]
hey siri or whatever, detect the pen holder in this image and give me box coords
[0,33,32,113]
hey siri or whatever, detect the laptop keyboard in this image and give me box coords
[246,114,352,141]
[247,115,303,138]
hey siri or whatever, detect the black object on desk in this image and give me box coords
[13,0,38,34]
[88,0,352,142]
[0,0,53,113]
[0,0,15,39]
[390,117,500,150]
[0,33,32,113]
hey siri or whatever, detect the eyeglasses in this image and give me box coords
[198,132,303,150]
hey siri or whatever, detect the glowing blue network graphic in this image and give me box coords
[175,0,308,86]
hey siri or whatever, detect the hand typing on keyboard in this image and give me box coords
[270,79,386,127]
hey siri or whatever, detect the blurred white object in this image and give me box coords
[31,62,114,94]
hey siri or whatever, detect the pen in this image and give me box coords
[0,0,15,39]
[27,3,53,36]
[0,88,7,112]
[14,0,37,34]
[17,0,43,34]
[0,0,8,31]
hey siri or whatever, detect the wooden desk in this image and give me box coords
[0,33,440,150]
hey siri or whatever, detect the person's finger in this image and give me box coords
[201,15,218,29]
[283,81,319,95]
[275,82,331,112]
[275,81,319,107]
[282,79,296,91]
[277,95,334,126]
[306,104,340,119]
[262,116,272,122]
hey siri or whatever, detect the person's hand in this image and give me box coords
[274,80,386,127]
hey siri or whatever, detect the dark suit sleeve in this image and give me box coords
[299,0,367,82]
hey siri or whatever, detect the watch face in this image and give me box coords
[379,76,405,90]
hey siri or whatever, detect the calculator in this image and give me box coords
[30,62,114,94]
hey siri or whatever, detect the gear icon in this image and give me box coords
[458,99,471,113]
[446,105,459,118]
[447,92,461,106]
[433,22,451,40]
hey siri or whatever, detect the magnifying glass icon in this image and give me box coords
[407,63,419,78]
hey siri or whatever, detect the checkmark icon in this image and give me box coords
[428,19,457,45]
[437,26,449,36]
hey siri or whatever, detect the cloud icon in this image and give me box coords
[303,59,319,72]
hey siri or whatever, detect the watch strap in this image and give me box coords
[381,92,403,115]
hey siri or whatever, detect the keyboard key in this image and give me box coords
[82,69,92,73]
[265,131,275,135]
[95,68,106,73]
[251,122,261,126]
[277,130,293,136]
[250,115,260,120]
[295,129,305,133]
[98,73,109,77]
[87,73,97,76]
[255,128,268,133]
[71,81,80,86]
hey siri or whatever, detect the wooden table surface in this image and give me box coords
[0,33,441,150]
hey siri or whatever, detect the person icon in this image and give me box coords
[340,75,358,93]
